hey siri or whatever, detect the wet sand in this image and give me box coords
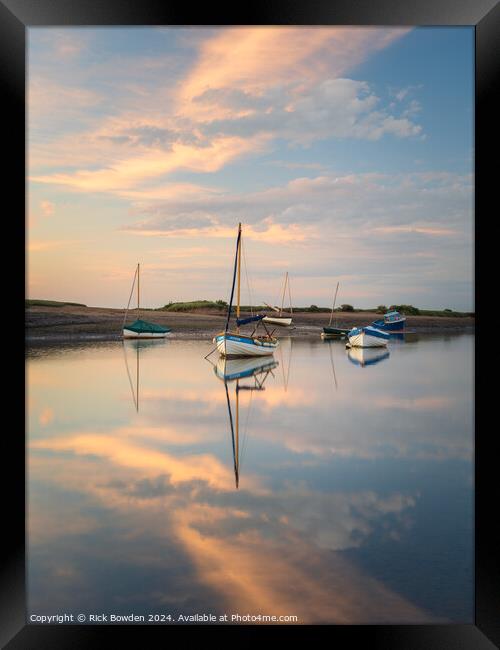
[26,304,475,344]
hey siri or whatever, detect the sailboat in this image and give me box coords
[262,272,293,327]
[321,282,350,339]
[122,263,171,338]
[214,223,279,357]
[215,356,278,489]
[346,325,390,348]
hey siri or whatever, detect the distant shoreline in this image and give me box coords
[26,304,475,345]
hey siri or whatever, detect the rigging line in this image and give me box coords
[241,237,254,316]
[122,265,138,330]
[225,224,241,332]
[287,273,293,315]
[122,341,138,411]
[280,272,287,316]
[204,346,218,361]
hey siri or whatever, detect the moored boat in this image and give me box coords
[321,326,350,339]
[346,325,390,348]
[122,263,171,339]
[262,271,293,327]
[371,310,406,332]
[321,281,349,338]
[214,331,279,357]
[123,319,171,338]
[214,223,279,358]
[262,315,293,327]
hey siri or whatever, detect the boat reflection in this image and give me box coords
[122,338,167,411]
[323,339,339,390]
[347,346,390,368]
[277,337,293,392]
[214,356,278,489]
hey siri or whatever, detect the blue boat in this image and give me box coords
[371,310,406,332]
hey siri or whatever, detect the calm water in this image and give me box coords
[27,334,474,624]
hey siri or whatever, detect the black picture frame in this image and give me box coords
[5,1,497,647]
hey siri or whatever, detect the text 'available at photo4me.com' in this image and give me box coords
[29,613,300,624]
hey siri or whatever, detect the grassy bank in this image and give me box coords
[157,301,473,318]
[26,299,87,308]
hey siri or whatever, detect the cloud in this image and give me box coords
[197,78,422,145]
[29,27,419,197]
[28,239,83,252]
[179,27,410,109]
[122,171,472,242]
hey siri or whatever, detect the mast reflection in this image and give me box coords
[214,357,278,489]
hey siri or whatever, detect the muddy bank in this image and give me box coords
[25,305,475,344]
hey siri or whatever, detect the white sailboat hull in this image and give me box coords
[262,316,292,327]
[214,333,279,357]
[123,329,169,339]
[347,326,389,348]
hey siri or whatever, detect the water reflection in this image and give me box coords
[122,338,168,411]
[348,347,391,367]
[27,335,473,623]
[214,357,278,489]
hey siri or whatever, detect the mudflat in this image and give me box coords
[26,304,475,344]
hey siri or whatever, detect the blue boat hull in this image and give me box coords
[371,318,406,332]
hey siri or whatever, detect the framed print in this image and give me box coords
[2,0,498,647]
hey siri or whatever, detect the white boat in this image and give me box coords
[215,332,280,357]
[214,223,279,358]
[321,281,350,338]
[346,325,390,348]
[262,272,293,327]
[261,315,292,327]
[122,263,171,339]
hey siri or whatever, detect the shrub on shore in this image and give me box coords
[159,300,228,312]
[389,304,420,315]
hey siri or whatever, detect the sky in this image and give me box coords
[28,26,474,310]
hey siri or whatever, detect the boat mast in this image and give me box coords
[328,282,340,327]
[288,273,293,315]
[136,342,140,412]
[236,227,242,333]
[235,381,240,488]
[137,263,140,314]
[225,223,242,332]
